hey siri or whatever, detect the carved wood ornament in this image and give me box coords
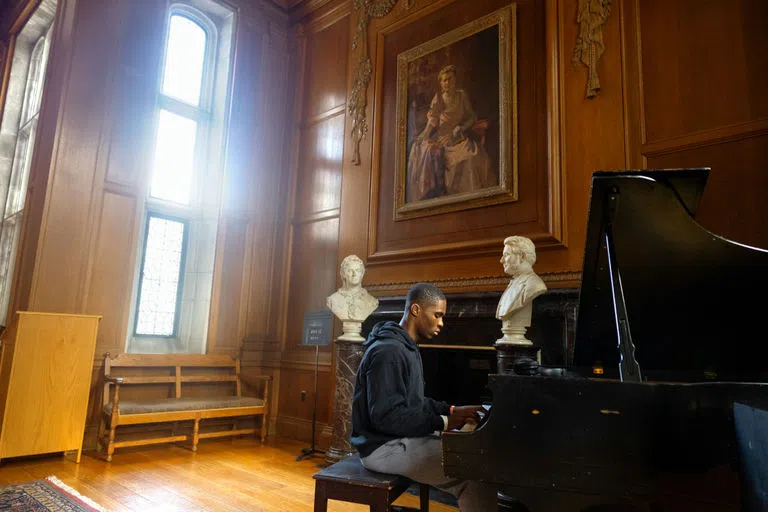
[349,0,399,165]
[573,0,611,98]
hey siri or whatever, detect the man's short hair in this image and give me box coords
[405,283,446,310]
[504,235,536,265]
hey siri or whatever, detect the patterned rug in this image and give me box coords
[0,476,108,511]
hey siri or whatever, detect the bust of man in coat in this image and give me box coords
[327,255,379,340]
[496,236,547,345]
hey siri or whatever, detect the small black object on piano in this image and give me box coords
[512,356,568,378]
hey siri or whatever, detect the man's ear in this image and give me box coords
[409,303,421,318]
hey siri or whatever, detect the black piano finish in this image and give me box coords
[443,169,768,511]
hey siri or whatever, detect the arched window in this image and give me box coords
[129,3,234,352]
[0,2,56,327]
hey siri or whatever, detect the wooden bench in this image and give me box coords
[313,454,430,512]
[98,353,270,461]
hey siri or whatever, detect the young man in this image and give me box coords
[351,283,498,512]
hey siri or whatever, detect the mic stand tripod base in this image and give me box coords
[296,447,326,461]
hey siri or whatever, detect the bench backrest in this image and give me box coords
[102,353,242,406]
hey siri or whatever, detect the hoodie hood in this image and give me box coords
[364,321,418,351]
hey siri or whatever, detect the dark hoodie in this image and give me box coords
[351,321,451,457]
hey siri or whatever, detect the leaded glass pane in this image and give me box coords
[5,125,34,216]
[135,216,185,336]
[0,214,22,326]
[20,35,48,125]
[150,109,197,204]
[161,15,207,107]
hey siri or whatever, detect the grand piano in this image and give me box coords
[443,169,768,511]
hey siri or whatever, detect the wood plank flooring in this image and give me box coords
[0,436,459,511]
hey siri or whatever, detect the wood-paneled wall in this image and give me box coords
[273,0,351,445]
[2,0,766,448]
[276,0,768,444]
[623,0,768,249]
[0,0,294,446]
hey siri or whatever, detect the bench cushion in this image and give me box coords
[104,396,265,416]
[313,454,408,489]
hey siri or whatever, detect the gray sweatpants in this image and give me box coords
[361,435,498,512]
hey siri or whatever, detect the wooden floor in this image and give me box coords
[0,436,459,511]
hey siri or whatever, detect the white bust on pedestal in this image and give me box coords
[327,255,379,341]
[496,236,547,345]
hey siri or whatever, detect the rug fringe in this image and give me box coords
[45,476,109,512]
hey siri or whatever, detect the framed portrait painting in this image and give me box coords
[394,5,518,221]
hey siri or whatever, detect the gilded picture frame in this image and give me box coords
[394,5,517,221]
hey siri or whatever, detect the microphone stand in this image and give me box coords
[296,344,325,461]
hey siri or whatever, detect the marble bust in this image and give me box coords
[496,236,547,345]
[327,255,379,341]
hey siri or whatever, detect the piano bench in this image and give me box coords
[312,453,430,512]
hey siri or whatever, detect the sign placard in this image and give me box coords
[302,310,333,346]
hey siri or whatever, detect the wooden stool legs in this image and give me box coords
[312,479,430,512]
[314,481,328,512]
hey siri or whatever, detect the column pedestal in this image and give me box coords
[495,342,540,374]
[325,338,364,464]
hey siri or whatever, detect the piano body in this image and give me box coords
[443,169,768,511]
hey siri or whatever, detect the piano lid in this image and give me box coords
[573,169,768,383]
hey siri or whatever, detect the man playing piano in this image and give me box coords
[351,283,498,512]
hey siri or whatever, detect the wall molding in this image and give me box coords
[367,270,581,293]
[275,414,333,446]
[642,118,768,158]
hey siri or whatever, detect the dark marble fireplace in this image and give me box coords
[361,288,580,407]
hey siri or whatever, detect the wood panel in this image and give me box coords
[274,7,350,437]
[85,191,138,354]
[294,113,345,217]
[27,0,118,314]
[623,0,768,251]
[648,135,768,249]
[242,24,292,343]
[278,366,332,430]
[638,0,768,143]
[284,217,340,347]
[213,217,249,352]
[303,13,350,119]
[103,1,163,188]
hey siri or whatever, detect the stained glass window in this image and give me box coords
[135,216,186,336]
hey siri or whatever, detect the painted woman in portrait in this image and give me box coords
[407,64,493,203]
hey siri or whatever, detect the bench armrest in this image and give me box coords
[241,375,272,401]
[242,375,272,382]
[104,376,123,418]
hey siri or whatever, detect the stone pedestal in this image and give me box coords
[495,342,540,375]
[325,338,364,464]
